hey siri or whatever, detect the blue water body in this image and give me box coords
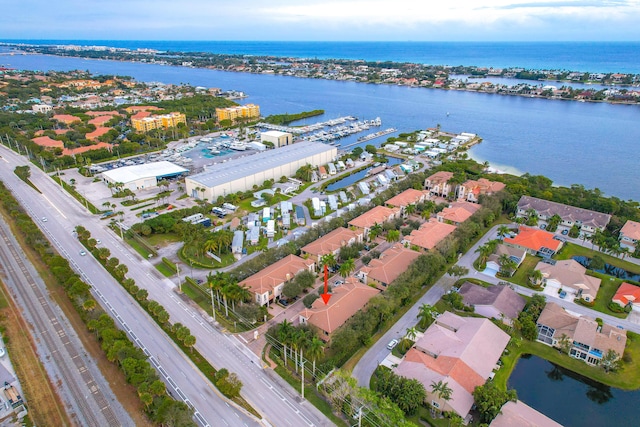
[508,355,639,427]
[3,40,640,74]
[2,53,639,201]
[572,256,640,282]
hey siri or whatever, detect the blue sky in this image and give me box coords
[2,0,640,41]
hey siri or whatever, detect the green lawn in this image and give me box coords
[589,272,628,318]
[125,237,153,259]
[556,243,640,275]
[494,332,640,392]
[145,232,183,247]
[155,262,176,278]
[508,254,543,288]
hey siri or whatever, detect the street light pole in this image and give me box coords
[176,263,182,293]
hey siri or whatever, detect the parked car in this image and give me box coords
[561,229,569,235]
[333,280,344,287]
[278,299,289,307]
[95,239,101,244]
[387,339,399,350]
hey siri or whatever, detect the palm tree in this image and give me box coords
[403,327,418,351]
[475,244,492,265]
[525,208,538,226]
[339,258,356,278]
[417,303,435,329]
[386,229,400,243]
[320,253,337,269]
[405,204,416,216]
[497,225,510,239]
[368,223,384,240]
[82,299,97,312]
[430,380,453,412]
[498,254,518,277]
[307,337,325,379]
[529,269,544,286]
[235,285,251,306]
[278,320,294,367]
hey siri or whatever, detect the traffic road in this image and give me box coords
[1,145,333,426]
[0,146,257,427]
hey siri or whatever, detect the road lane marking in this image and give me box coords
[41,194,67,219]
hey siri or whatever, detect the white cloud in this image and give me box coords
[1,0,640,40]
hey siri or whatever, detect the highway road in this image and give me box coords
[0,146,334,426]
[0,147,258,427]
[0,216,130,426]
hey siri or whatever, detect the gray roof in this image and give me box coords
[189,141,336,187]
[101,161,188,184]
[459,282,526,320]
[518,196,611,229]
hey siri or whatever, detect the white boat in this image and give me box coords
[210,149,221,154]
[229,141,247,151]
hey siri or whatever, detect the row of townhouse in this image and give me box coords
[516,195,611,236]
[423,171,505,202]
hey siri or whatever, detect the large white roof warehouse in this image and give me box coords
[186,141,337,201]
[101,161,188,191]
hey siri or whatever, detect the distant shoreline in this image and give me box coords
[3,42,640,107]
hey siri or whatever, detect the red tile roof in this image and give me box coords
[360,243,420,286]
[404,218,456,250]
[437,201,481,224]
[504,226,562,252]
[52,114,81,124]
[86,127,111,140]
[299,278,379,338]
[62,142,112,156]
[32,136,63,149]
[301,227,362,259]
[385,188,429,208]
[88,115,115,126]
[239,254,314,296]
[348,205,400,230]
[85,110,120,117]
[131,111,152,120]
[613,282,640,307]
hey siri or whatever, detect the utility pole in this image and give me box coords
[210,287,216,322]
[300,354,305,401]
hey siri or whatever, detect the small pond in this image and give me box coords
[572,256,640,282]
[508,355,639,426]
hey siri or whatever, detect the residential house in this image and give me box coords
[516,196,611,236]
[536,259,601,302]
[424,171,454,197]
[456,178,506,203]
[612,282,640,311]
[348,205,401,239]
[536,302,626,365]
[436,201,481,225]
[231,230,244,255]
[485,244,526,275]
[239,255,315,306]
[504,226,562,258]
[358,243,420,288]
[458,282,526,325]
[619,220,640,251]
[86,127,111,140]
[301,227,364,266]
[394,312,510,418]
[298,278,380,341]
[32,136,64,150]
[52,114,81,125]
[403,218,456,251]
[490,401,563,427]
[385,188,430,214]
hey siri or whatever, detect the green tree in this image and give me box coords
[339,258,356,277]
[558,333,572,355]
[473,382,517,423]
[600,350,622,372]
[447,265,469,279]
[430,380,453,412]
[386,229,401,243]
[282,280,302,300]
[307,336,325,379]
[497,225,511,239]
[417,303,435,329]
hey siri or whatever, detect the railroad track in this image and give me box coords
[0,222,121,427]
